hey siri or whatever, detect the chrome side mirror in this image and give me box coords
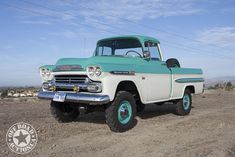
[143,51,150,60]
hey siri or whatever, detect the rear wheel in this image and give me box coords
[50,101,79,122]
[175,89,192,115]
[105,91,136,132]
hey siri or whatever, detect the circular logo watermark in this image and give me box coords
[6,122,38,154]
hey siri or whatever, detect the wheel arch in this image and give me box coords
[183,85,195,97]
[173,84,196,100]
[115,80,143,104]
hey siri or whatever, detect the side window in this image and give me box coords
[102,47,112,55]
[97,46,112,56]
[115,48,142,56]
[145,42,161,61]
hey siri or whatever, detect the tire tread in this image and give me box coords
[105,91,136,132]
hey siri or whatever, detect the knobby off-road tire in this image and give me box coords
[175,89,192,116]
[50,101,79,122]
[105,91,136,132]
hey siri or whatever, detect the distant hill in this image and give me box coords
[0,86,41,90]
[205,76,235,87]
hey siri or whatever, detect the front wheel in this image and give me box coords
[175,89,192,115]
[105,91,136,132]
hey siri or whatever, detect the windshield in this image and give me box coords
[95,38,143,57]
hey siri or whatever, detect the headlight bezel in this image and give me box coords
[86,66,102,79]
[40,68,53,81]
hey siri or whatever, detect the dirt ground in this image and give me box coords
[0,89,235,157]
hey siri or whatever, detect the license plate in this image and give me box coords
[53,92,66,102]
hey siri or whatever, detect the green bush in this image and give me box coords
[1,90,8,98]
[208,86,215,90]
[225,82,233,91]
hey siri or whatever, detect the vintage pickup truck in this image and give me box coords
[38,35,204,132]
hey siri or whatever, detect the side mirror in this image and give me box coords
[143,51,150,60]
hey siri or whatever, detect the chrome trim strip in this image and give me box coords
[175,78,204,83]
[110,71,135,75]
[38,91,110,105]
[54,82,88,89]
[157,43,164,61]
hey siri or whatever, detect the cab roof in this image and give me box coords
[97,35,160,44]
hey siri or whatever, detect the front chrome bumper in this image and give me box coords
[38,91,110,105]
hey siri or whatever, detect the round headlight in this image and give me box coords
[87,66,102,78]
[95,67,102,76]
[87,66,95,77]
[40,68,53,81]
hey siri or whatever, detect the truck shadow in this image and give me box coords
[138,103,195,119]
[138,103,176,119]
[76,112,137,129]
[77,112,106,124]
[75,103,191,124]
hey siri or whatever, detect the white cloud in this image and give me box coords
[22,20,51,25]
[2,45,13,49]
[10,0,206,39]
[78,0,203,23]
[39,37,46,40]
[197,27,235,46]
[16,0,203,28]
[48,30,79,38]
[220,8,235,14]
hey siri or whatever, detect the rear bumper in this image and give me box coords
[37,91,110,105]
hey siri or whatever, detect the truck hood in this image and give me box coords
[53,56,142,72]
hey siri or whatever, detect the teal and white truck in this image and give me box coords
[38,35,204,132]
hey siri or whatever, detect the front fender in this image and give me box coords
[100,72,146,103]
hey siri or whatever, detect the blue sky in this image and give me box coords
[0,0,235,86]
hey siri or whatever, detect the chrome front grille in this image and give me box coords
[55,75,88,84]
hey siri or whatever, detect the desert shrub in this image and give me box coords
[214,83,223,89]
[208,86,215,90]
[1,90,8,98]
[225,82,233,91]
